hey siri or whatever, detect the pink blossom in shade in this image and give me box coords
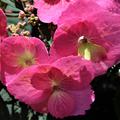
[34,0,75,24]
[7,56,95,118]
[50,2,120,75]
[1,36,49,75]
[0,60,5,84]
[0,43,5,83]
[0,9,7,41]
[0,9,7,83]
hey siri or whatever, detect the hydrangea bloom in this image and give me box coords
[50,1,120,75]
[7,56,95,118]
[34,0,75,24]
[1,36,49,75]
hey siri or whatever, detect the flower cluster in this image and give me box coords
[0,0,120,118]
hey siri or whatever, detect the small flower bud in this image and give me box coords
[7,24,20,34]
[28,14,38,26]
[17,22,26,28]
[18,10,26,19]
[20,31,30,36]
[24,4,34,12]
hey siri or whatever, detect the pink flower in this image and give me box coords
[50,1,120,75]
[0,9,7,41]
[1,36,49,75]
[0,9,7,82]
[7,56,95,118]
[34,0,74,24]
[93,0,120,14]
[57,0,103,26]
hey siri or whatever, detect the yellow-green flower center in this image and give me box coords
[18,51,35,67]
[78,36,107,62]
[51,79,61,91]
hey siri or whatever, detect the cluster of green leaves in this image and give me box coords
[0,0,20,23]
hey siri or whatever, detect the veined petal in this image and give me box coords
[48,90,74,118]
[7,66,51,113]
[67,86,93,115]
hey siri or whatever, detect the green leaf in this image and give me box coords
[48,37,53,45]
[6,5,20,12]
[0,89,12,101]
[7,17,19,24]
[6,13,19,17]
[1,0,15,7]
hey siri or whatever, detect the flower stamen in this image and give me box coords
[78,36,107,62]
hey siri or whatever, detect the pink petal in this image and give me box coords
[31,65,52,90]
[7,66,51,113]
[67,86,93,115]
[50,21,102,62]
[34,0,74,24]
[88,11,120,68]
[31,72,51,90]
[50,5,120,74]
[1,36,49,74]
[58,0,103,26]
[88,11,120,45]
[0,9,7,41]
[0,43,5,83]
[31,64,83,91]
[53,56,95,89]
[48,90,74,118]
[93,0,120,14]
[0,64,5,84]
